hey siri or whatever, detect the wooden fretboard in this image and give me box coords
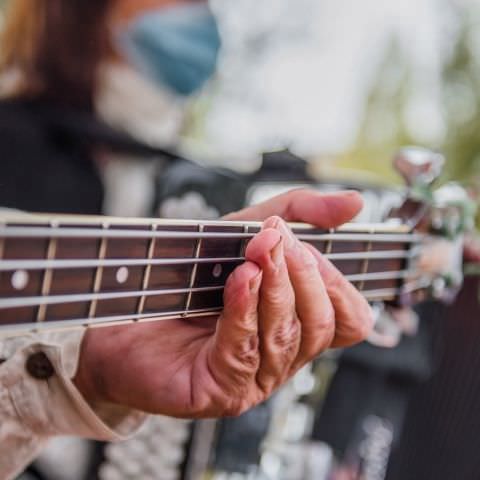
[0,213,424,335]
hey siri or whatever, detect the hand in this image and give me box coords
[74,190,373,418]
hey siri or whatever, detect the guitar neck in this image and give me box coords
[0,212,422,336]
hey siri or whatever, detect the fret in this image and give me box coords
[88,223,109,319]
[137,224,157,315]
[95,224,150,317]
[190,225,245,311]
[184,224,203,315]
[37,222,58,322]
[240,225,249,257]
[325,229,334,255]
[357,227,374,292]
[0,220,4,261]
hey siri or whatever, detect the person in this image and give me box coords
[0,1,375,478]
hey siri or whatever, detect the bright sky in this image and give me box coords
[198,0,467,170]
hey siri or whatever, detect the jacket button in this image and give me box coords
[26,352,55,380]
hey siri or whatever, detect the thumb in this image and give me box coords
[225,189,363,228]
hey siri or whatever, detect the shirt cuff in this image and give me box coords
[0,330,146,476]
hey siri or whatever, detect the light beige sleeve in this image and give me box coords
[0,330,146,480]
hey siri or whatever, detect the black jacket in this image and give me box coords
[0,99,104,214]
[0,99,177,214]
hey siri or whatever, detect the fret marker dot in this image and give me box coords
[11,270,29,290]
[212,264,223,279]
[116,267,129,284]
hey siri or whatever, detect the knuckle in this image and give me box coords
[263,285,294,311]
[355,303,375,341]
[233,334,260,370]
[267,215,283,226]
[308,309,336,354]
[327,267,345,292]
[273,317,301,351]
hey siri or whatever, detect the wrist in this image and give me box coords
[73,330,110,406]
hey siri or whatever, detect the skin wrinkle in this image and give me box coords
[250,230,301,393]
[272,219,335,369]
[208,263,260,397]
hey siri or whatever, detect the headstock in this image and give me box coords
[369,147,477,348]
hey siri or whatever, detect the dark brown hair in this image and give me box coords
[0,0,114,111]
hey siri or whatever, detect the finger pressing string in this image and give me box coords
[305,243,374,347]
[246,224,301,394]
[266,217,335,371]
[208,261,262,397]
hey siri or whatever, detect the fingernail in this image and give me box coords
[270,238,284,268]
[275,221,296,250]
[249,271,263,294]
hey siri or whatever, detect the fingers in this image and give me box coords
[209,230,281,398]
[305,243,374,347]
[263,218,335,372]
[224,189,363,227]
[208,261,262,393]
[246,230,301,393]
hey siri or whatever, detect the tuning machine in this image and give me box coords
[391,146,477,234]
[390,147,444,228]
[394,147,445,190]
[391,146,477,303]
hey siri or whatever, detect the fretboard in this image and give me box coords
[0,213,423,336]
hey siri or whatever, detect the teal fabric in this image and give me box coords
[118,3,221,96]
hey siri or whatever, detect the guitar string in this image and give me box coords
[0,249,417,272]
[0,279,431,334]
[0,224,423,328]
[0,269,422,310]
[0,225,422,243]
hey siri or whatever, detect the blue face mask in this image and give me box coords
[118,3,221,96]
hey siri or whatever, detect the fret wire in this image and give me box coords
[357,227,374,292]
[0,249,418,272]
[0,219,5,260]
[184,224,204,315]
[325,228,334,255]
[137,224,157,315]
[0,225,422,243]
[0,270,420,310]
[240,225,249,257]
[88,223,109,318]
[37,222,58,322]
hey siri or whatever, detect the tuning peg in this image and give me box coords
[393,147,445,187]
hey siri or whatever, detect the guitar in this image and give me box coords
[0,148,475,338]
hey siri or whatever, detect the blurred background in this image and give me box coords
[158,0,479,186]
[0,0,479,479]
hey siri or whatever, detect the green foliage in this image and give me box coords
[336,40,416,186]
[338,14,480,226]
